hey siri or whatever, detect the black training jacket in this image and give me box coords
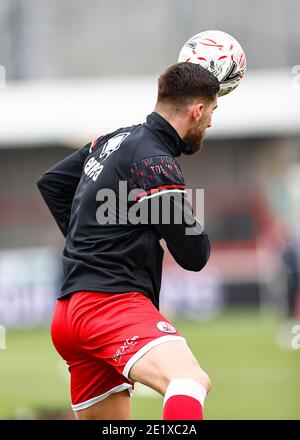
[37,112,210,309]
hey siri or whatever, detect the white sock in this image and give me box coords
[163,378,207,407]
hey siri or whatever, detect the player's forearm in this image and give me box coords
[151,194,210,271]
[37,172,76,237]
[37,144,90,237]
[158,219,210,272]
[167,230,210,272]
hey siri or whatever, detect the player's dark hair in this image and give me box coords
[157,62,220,105]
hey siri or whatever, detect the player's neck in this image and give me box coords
[153,106,188,140]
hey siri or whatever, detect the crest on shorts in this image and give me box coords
[156,321,176,334]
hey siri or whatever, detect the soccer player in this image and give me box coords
[37,62,219,420]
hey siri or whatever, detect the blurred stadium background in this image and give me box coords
[0,0,300,420]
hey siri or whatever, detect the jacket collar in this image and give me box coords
[145,112,190,157]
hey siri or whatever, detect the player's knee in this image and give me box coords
[203,373,212,393]
[191,372,212,393]
[164,370,212,394]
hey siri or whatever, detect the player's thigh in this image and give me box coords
[74,389,131,420]
[129,340,211,395]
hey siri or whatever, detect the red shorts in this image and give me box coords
[51,290,185,411]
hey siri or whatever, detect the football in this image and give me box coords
[178,30,246,96]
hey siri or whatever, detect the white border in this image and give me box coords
[71,383,132,411]
[122,335,186,379]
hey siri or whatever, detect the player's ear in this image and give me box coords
[191,102,204,122]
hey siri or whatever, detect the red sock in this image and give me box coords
[163,378,207,420]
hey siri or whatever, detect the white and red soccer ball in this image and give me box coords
[178,30,246,96]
